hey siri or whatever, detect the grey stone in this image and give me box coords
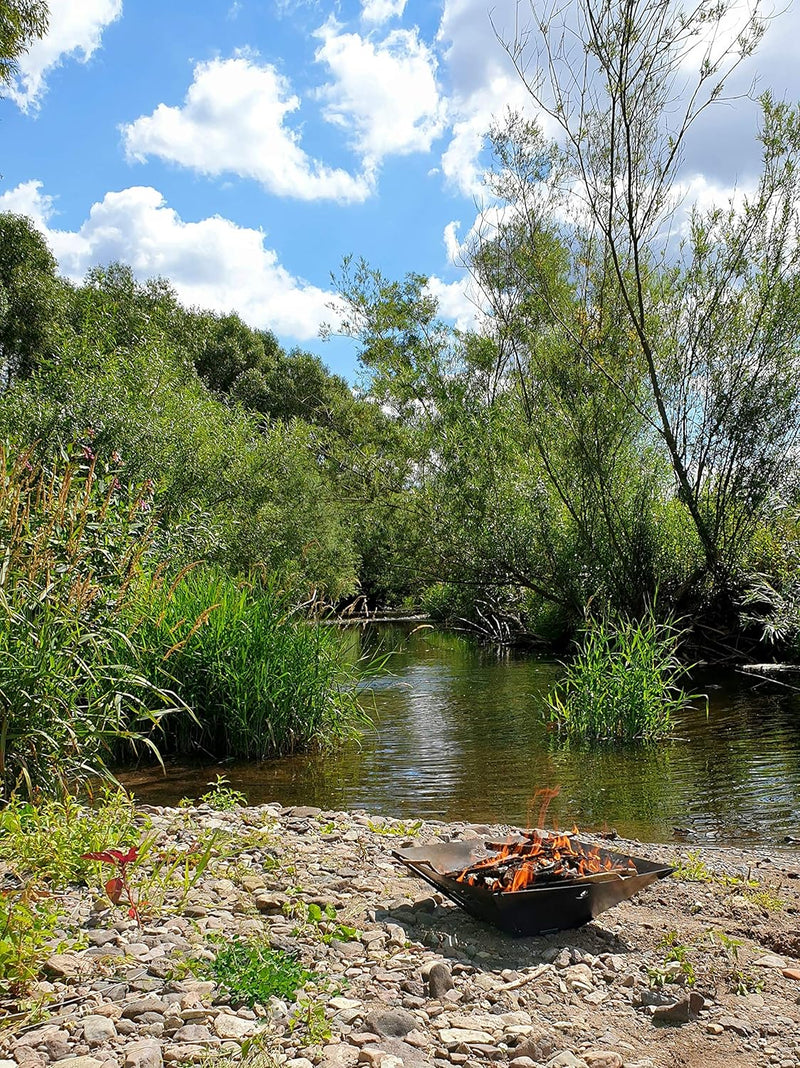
[514,1033,556,1062]
[212,1014,257,1040]
[44,953,89,979]
[121,998,168,1020]
[364,1009,419,1039]
[122,1040,163,1068]
[171,1024,213,1043]
[319,1044,361,1068]
[652,999,691,1024]
[426,964,454,1000]
[719,1016,754,1037]
[51,1060,103,1068]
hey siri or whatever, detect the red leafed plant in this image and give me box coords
[81,847,144,923]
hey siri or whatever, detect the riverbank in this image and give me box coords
[4,803,800,1068]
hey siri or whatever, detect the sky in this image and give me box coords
[1,0,798,381]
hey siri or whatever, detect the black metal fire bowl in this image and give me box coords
[393,834,674,937]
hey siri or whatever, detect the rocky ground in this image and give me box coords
[4,803,800,1068]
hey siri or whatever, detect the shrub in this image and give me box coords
[545,611,703,742]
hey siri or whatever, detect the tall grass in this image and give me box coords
[0,444,181,799]
[0,443,370,798]
[121,568,371,759]
[546,612,703,742]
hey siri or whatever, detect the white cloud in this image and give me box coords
[436,0,544,198]
[0,181,335,341]
[10,0,122,111]
[425,274,483,332]
[122,55,371,203]
[315,21,445,169]
[360,0,406,26]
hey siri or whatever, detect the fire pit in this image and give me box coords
[394,830,673,936]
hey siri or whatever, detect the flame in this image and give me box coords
[451,829,635,893]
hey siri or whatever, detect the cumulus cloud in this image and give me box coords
[10,0,122,111]
[0,181,335,340]
[315,21,445,169]
[122,55,371,203]
[425,274,483,332]
[360,0,407,26]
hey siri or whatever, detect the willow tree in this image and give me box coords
[481,0,800,609]
[0,0,48,90]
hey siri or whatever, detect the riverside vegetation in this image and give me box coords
[0,0,800,887]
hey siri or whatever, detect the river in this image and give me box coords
[120,624,800,846]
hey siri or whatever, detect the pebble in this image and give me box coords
[3,804,800,1068]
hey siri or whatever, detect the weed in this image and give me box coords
[546,611,704,742]
[649,931,695,987]
[0,884,62,996]
[289,999,332,1044]
[672,851,712,882]
[199,776,248,811]
[0,789,141,887]
[81,846,143,923]
[743,887,785,911]
[707,929,764,995]
[198,937,316,1007]
[366,818,423,837]
[285,901,359,945]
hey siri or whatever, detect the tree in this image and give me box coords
[0,211,66,384]
[0,0,48,90]
[487,0,800,605]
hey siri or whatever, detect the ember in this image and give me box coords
[449,830,638,893]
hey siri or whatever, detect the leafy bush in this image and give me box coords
[546,612,703,742]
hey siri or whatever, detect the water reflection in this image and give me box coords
[120,625,800,845]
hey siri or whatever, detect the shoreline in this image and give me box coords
[4,803,800,1068]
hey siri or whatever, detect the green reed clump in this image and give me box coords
[0,444,181,800]
[120,567,371,760]
[546,612,702,742]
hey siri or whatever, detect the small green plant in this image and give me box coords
[286,901,359,945]
[649,931,695,987]
[289,999,332,1044]
[546,611,704,742]
[199,776,248,811]
[81,846,144,923]
[366,818,423,837]
[672,850,712,882]
[743,887,785,911]
[0,884,62,996]
[707,929,764,995]
[200,937,316,1007]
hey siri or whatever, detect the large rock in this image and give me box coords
[212,1014,257,1040]
[82,1016,117,1046]
[121,998,168,1020]
[425,964,453,1000]
[319,1044,360,1068]
[122,1040,164,1068]
[363,1009,418,1038]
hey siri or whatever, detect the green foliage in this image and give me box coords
[546,613,702,742]
[0,883,61,996]
[202,937,316,1007]
[199,776,248,811]
[0,789,139,886]
[672,850,712,883]
[119,567,371,760]
[649,931,696,988]
[0,1,48,90]
[286,900,359,945]
[0,445,183,798]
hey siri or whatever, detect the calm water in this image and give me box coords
[120,625,800,845]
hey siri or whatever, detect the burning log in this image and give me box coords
[446,831,637,893]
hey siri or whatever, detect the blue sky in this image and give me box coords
[2,0,798,380]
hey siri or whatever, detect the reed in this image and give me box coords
[546,612,702,742]
[0,445,180,799]
[118,567,371,760]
